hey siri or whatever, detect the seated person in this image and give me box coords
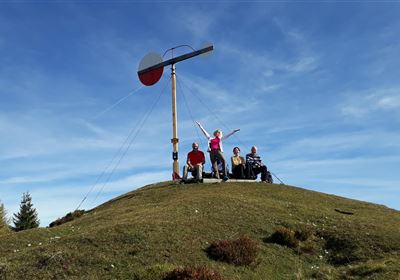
[182,142,205,181]
[246,146,273,183]
[231,147,246,179]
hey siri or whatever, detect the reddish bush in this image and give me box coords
[163,266,226,280]
[49,210,85,227]
[206,236,259,266]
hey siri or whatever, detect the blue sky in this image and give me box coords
[1,2,400,226]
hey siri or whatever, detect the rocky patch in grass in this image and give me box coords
[205,236,259,266]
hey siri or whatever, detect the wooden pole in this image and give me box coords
[171,64,179,179]
[137,45,214,180]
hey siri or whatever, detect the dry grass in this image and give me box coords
[206,236,259,266]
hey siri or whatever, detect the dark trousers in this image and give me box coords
[210,150,227,179]
[246,164,269,181]
[232,164,245,179]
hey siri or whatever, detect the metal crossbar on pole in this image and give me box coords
[138,46,213,76]
[138,45,214,180]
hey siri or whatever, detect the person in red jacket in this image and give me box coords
[182,142,205,182]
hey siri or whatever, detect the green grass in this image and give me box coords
[0,181,399,279]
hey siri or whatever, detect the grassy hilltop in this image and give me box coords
[0,181,399,279]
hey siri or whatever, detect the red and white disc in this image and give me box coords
[138,52,163,86]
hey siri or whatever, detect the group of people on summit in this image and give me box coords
[182,122,273,183]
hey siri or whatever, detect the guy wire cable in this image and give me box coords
[75,86,147,210]
[88,77,169,208]
[178,75,246,148]
[75,79,167,211]
[91,84,144,120]
[271,172,285,185]
[176,74,206,151]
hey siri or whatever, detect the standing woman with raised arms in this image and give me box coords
[196,121,240,181]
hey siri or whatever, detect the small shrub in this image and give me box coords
[49,210,85,227]
[294,227,313,242]
[205,236,259,266]
[268,227,299,248]
[324,235,361,265]
[163,266,226,280]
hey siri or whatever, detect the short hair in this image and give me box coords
[251,146,257,150]
[213,129,222,137]
[233,146,240,152]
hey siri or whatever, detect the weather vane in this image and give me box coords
[137,44,214,180]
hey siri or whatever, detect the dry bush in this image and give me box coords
[163,266,226,280]
[294,227,313,242]
[49,210,85,227]
[205,236,259,266]
[268,227,299,248]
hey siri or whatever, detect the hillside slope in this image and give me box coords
[0,181,399,279]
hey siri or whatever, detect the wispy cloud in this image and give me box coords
[2,3,400,230]
[340,87,400,118]
[257,84,282,94]
[219,42,320,78]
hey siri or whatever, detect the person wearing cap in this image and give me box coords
[246,146,273,183]
[231,146,246,179]
[196,121,240,181]
[182,142,205,182]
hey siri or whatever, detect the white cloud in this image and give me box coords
[257,84,281,93]
[263,70,274,77]
[340,87,400,118]
[218,38,319,79]
[376,95,400,109]
[284,56,318,73]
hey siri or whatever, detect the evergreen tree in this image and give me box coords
[0,201,8,233]
[13,192,40,231]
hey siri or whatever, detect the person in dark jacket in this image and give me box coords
[246,146,273,183]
